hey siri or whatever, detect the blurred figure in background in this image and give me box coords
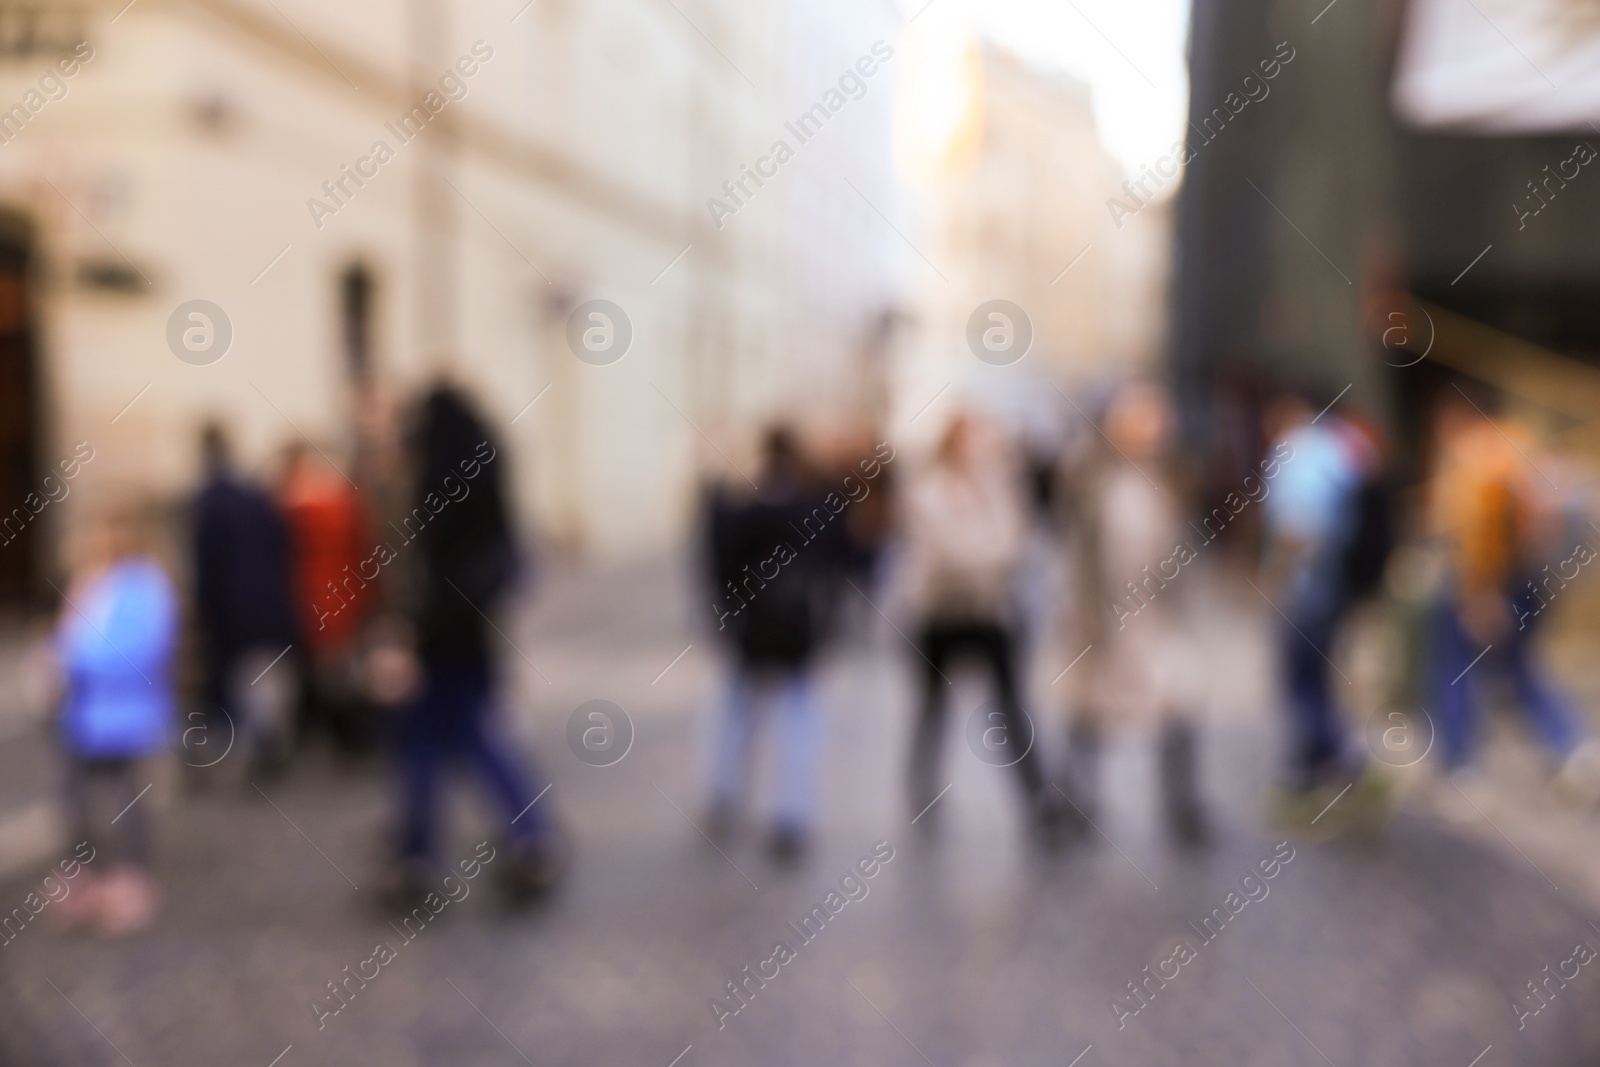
[1064,380,1208,844]
[53,496,178,935]
[279,442,374,755]
[819,424,896,625]
[1424,383,1594,812]
[192,424,299,778]
[393,384,562,900]
[1260,386,1386,825]
[704,427,841,862]
[900,414,1065,841]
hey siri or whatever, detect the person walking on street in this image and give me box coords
[1424,383,1598,816]
[900,414,1066,842]
[1260,387,1387,828]
[1063,380,1208,844]
[391,384,563,901]
[704,427,844,862]
[278,442,375,755]
[54,497,179,935]
[193,424,300,777]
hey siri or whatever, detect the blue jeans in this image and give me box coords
[401,664,548,862]
[707,667,820,832]
[1279,605,1353,791]
[1431,594,1578,771]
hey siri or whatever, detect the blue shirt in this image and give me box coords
[56,558,178,757]
[1265,422,1359,617]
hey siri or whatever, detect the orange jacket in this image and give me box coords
[282,471,368,652]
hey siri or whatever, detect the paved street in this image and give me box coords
[2,555,1599,1066]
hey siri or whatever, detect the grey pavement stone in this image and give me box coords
[0,556,1596,1065]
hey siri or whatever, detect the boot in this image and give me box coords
[907,717,949,831]
[766,822,808,865]
[501,832,570,903]
[1160,719,1208,846]
[1066,719,1103,827]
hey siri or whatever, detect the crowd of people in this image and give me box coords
[44,382,562,936]
[695,373,1600,859]
[35,370,1600,934]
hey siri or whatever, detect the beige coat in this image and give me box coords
[1070,461,1202,727]
[900,458,1028,625]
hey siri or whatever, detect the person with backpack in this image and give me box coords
[703,427,844,862]
[1425,383,1594,814]
[1259,386,1388,826]
[1331,410,1396,607]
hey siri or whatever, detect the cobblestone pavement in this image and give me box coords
[1,557,1598,1066]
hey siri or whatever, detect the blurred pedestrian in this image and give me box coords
[193,424,299,777]
[54,496,178,935]
[822,425,895,615]
[1424,383,1596,813]
[1260,386,1387,826]
[391,384,562,901]
[900,414,1065,840]
[1064,380,1207,844]
[279,442,375,755]
[704,427,842,862]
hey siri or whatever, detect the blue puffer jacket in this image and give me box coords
[56,558,178,758]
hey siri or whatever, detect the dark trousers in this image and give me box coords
[64,757,151,869]
[400,664,548,862]
[911,620,1044,803]
[1279,607,1348,790]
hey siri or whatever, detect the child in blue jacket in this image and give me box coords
[54,500,178,935]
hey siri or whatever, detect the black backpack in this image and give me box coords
[1341,476,1394,600]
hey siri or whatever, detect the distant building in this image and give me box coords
[894,39,1172,441]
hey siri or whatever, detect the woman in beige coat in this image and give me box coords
[900,414,1066,840]
[1062,380,1207,844]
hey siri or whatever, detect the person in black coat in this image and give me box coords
[393,384,562,898]
[192,424,299,775]
[703,427,845,861]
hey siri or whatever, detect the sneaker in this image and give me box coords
[96,867,159,937]
[1320,766,1395,838]
[1552,739,1600,810]
[766,825,808,866]
[49,872,103,931]
[379,858,441,913]
[1046,780,1095,837]
[1431,768,1491,828]
[1267,783,1347,841]
[907,780,946,829]
[704,801,739,845]
[501,835,569,901]
[1166,799,1210,848]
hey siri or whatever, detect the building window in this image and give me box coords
[0,6,89,58]
[339,263,374,381]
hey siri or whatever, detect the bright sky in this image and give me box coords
[897,0,1193,175]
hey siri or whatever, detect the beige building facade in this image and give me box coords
[0,0,907,593]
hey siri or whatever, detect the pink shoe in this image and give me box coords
[96,867,159,937]
[49,872,103,931]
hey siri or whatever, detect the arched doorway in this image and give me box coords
[0,213,41,606]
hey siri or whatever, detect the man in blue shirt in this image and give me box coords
[1261,388,1372,811]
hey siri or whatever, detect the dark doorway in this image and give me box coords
[0,214,41,605]
[340,262,374,382]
